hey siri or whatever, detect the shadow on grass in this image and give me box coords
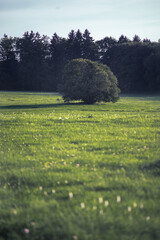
[87,186,120,192]
[0,102,86,110]
[140,159,160,176]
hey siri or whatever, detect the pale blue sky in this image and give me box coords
[0,0,160,41]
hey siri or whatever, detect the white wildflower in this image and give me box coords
[104,200,109,207]
[133,202,137,208]
[140,203,144,209]
[128,206,132,212]
[73,235,78,240]
[80,203,85,209]
[99,210,103,215]
[99,197,103,204]
[93,206,97,210]
[69,192,73,199]
[13,210,17,215]
[117,196,121,202]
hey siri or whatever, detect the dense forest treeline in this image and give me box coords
[0,29,160,93]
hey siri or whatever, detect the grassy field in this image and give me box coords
[0,92,160,240]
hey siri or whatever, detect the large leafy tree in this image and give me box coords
[0,29,160,93]
[53,29,99,89]
[59,58,120,104]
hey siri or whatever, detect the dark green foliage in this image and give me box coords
[66,30,83,60]
[0,30,160,93]
[133,34,141,42]
[82,29,98,61]
[143,49,160,92]
[0,35,19,90]
[103,42,155,93]
[49,33,68,90]
[59,59,120,104]
[16,31,52,91]
[96,36,117,60]
[140,160,160,176]
[118,35,130,44]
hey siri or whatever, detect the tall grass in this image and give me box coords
[0,92,160,240]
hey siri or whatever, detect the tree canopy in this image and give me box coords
[0,29,160,94]
[59,59,120,104]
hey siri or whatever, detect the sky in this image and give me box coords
[0,0,160,41]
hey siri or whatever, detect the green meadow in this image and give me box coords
[0,92,160,240]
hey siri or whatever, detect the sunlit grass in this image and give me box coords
[0,91,160,240]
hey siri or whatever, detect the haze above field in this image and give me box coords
[0,0,160,41]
